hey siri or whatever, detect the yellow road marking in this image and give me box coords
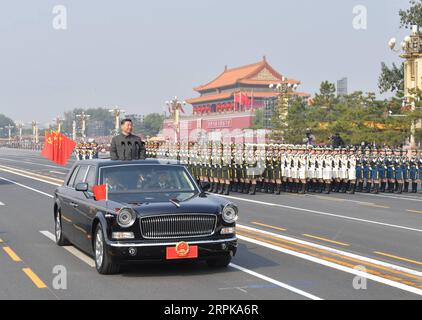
[374,251,422,266]
[0,238,3,243]
[406,209,422,214]
[251,221,286,231]
[3,246,22,262]
[22,268,47,289]
[361,203,390,209]
[302,234,350,246]
[237,227,422,281]
[237,230,422,287]
[61,215,72,223]
[315,196,345,202]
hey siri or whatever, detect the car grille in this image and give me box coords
[140,214,217,239]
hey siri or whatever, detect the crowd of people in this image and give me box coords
[145,141,422,196]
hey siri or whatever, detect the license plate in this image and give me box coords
[166,244,198,260]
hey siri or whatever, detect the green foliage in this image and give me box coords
[134,113,165,137]
[312,81,337,108]
[250,108,264,129]
[269,81,417,146]
[378,62,404,94]
[0,114,15,137]
[399,0,422,29]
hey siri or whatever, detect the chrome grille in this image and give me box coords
[140,214,217,239]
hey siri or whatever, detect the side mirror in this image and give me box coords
[75,182,89,192]
[200,181,211,191]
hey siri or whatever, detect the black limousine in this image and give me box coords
[53,159,238,274]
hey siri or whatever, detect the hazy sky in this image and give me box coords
[0,0,412,123]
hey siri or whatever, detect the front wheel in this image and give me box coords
[206,254,232,268]
[94,225,120,274]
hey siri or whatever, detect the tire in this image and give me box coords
[55,212,70,246]
[206,254,232,268]
[93,224,120,275]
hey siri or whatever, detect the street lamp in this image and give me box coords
[31,121,39,144]
[53,116,63,133]
[165,96,186,144]
[16,121,24,142]
[76,111,90,139]
[4,124,14,144]
[109,106,125,136]
[388,24,422,148]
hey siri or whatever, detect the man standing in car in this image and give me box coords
[110,118,146,160]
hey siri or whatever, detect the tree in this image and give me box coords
[378,0,422,94]
[399,0,422,29]
[0,114,15,137]
[312,81,337,108]
[378,62,404,94]
[135,113,164,138]
[250,108,264,130]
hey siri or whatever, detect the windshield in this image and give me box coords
[99,164,198,202]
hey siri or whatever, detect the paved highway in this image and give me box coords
[0,148,421,300]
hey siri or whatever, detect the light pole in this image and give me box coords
[76,112,90,139]
[16,121,24,142]
[109,107,125,136]
[31,121,39,144]
[53,116,63,133]
[165,97,186,143]
[388,25,422,148]
[268,78,298,140]
[5,125,14,144]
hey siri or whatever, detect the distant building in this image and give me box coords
[161,57,310,142]
[126,114,144,123]
[337,77,348,96]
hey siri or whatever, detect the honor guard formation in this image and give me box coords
[145,141,422,196]
[74,141,99,160]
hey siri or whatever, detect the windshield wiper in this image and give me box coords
[169,198,180,208]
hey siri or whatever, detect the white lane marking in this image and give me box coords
[0,157,68,169]
[0,176,54,198]
[3,167,421,297]
[357,193,422,202]
[38,229,323,299]
[237,235,422,297]
[238,224,422,277]
[40,231,95,268]
[0,201,4,206]
[229,263,322,300]
[0,166,62,186]
[218,195,422,233]
[49,171,67,175]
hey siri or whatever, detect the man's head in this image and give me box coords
[120,119,133,136]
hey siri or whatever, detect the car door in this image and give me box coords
[72,165,99,254]
[65,165,90,248]
[58,166,80,238]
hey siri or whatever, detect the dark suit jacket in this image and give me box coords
[110,133,146,160]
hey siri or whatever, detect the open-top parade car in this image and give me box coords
[53,159,238,274]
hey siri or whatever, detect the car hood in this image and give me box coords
[116,193,224,216]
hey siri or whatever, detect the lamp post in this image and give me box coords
[16,121,24,142]
[109,107,125,136]
[53,116,63,133]
[76,112,90,139]
[5,125,14,144]
[388,25,422,148]
[165,97,186,143]
[31,121,39,144]
[268,78,298,141]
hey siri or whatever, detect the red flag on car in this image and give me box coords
[92,184,108,201]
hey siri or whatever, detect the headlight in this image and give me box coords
[117,208,136,228]
[222,204,238,223]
